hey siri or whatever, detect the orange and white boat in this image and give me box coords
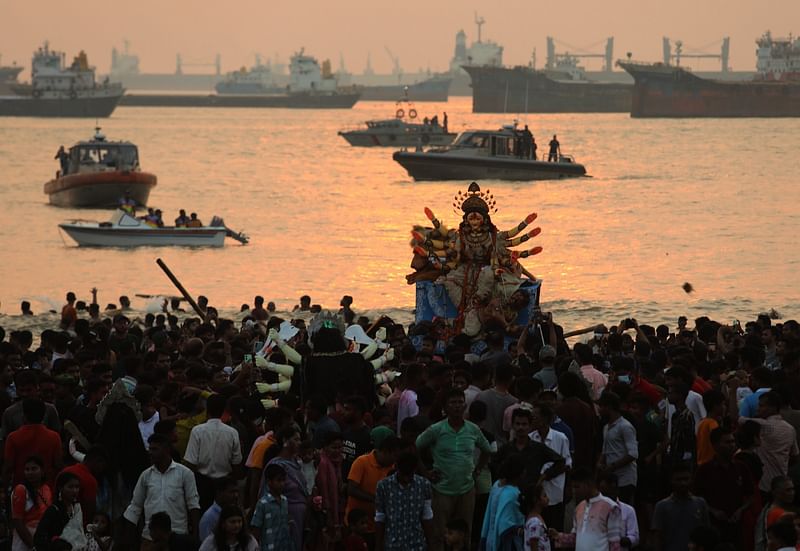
[44,127,156,208]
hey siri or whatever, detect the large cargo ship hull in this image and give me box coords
[359,78,451,102]
[464,65,631,113]
[0,94,121,117]
[620,62,800,117]
[119,93,360,109]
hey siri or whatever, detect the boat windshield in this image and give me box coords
[69,144,139,172]
[455,132,490,148]
[367,120,402,129]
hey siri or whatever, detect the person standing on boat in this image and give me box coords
[522,126,533,159]
[531,136,538,160]
[54,146,69,176]
[548,135,560,162]
[443,112,448,133]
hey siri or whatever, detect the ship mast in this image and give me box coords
[475,12,485,43]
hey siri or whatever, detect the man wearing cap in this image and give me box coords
[534,345,558,390]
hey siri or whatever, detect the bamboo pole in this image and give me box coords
[155,258,206,321]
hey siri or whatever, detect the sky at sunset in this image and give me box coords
[2,0,799,77]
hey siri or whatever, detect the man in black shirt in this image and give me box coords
[492,408,564,489]
[340,396,372,478]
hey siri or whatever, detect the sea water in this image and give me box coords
[1,97,798,332]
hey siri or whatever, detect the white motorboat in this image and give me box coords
[59,210,249,247]
[392,123,587,181]
[338,97,455,147]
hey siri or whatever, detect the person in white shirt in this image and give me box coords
[598,473,639,550]
[123,433,201,542]
[597,392,638,504]
[664,367,706,432]
[530,403,571,531]
[184,394,243,510]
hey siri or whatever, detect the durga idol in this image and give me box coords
[408,182,542,336]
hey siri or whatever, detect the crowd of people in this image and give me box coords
[0,291,799,551]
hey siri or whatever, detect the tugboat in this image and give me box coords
[0,43,123,117]
[338,94,455,147]
[59,210,248,248]
[44,127,157,208]
[392,123,586,181]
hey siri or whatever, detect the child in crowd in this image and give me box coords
[524,485,551,551]
[299,440,317,494]
[444,518,470,551]
[86,512,112,551]
[251,464,292,551]
[343,509,369,551]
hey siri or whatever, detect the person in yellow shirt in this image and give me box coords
[696,389,726,465]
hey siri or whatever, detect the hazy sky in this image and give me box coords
[3,0,798,76]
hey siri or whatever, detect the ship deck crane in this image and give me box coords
[175,53,222,75]
[546,37,615,72]
[384,46,402,79]
[662,37,730,72]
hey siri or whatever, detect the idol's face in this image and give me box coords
[466,212,484,230]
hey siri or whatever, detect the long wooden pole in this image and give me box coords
[156,258,206,321]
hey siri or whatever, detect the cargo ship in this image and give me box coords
[359,76,451,102]
[120,49,360,109]
[0,43,123,118]
[0,59,23,95]
[463,64,631,113]
[618,31,800,118]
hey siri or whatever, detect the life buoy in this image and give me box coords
[408,109,418,119]
[395,108,405,119]
[69,90,78,100]
[421,133,431,145]
[32,89,41,99]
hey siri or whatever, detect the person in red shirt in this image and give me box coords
[11,455,52,551]
[3,399,62,488]
[60,445,107,523]
[343,508,370,551]
[611,356,663,408]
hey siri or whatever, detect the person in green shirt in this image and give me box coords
[416,388,492,551]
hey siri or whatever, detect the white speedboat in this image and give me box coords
[392,123,587,181]
[338,98,455,147]
[59,210,248,247]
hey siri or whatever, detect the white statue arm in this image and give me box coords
[268,328,303,365]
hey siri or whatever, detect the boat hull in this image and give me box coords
[0,94,122,117]
[463,65,631,113]
[393,151,587,181]
[59,225,227,247]
[44,171,157,208]
[338,131,457,147]
[359,78,451,102]
[119,93,361,109]
[619,62,800,117]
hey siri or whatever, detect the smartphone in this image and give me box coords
[244,353,253,364]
